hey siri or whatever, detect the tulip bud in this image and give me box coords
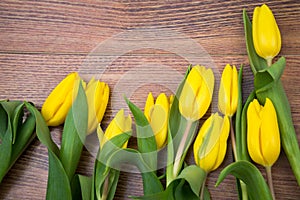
[179,65,214,121]
[85,77,109,135]
[218,64,238,117]
[99,109,132,149]
[41,72,80,126]
[194,113,230,173]
[144,92,170,149]
[247,98,281,167]
[253,4,281,65]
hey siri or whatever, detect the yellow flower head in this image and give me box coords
[98,109,132,149]
[179,65,214,121]
[85,77,109,135]
[253,4,281,64]
[41,72,80,126]
[144,92,170,149]
[247,98,281,167]
[218,64,238,116]
[193,113,230,173]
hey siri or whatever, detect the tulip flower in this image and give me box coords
[144,92,170,149]
[85,77,109,135]
[247,98,280,167]
[179,65,214,121]
[218,64,238,117]
[99,109,132,149]
[42,72,80,126]
[194,113,230,173]
[253,4,281,66]
[247,98,280,199]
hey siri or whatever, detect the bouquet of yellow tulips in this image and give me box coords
[1,3,299,200]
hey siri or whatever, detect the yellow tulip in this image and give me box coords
[253,4,281,66]
[247,98,281,167]
[41,72,80,126]
[144,92,170,149]
[179,65,214,121]
[98,109,132,149]
[218,64,238,117]
[85,77,110,135]
[193,113,230,173]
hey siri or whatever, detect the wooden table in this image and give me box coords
[0,0,299,199]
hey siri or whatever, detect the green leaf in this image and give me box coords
[60,83,88,180]
[11,103,25,144]
[94,132,132,199]
[106,169,120,200]
[107,148,164,195]
[254,57,286,94]
[46,150,72,200]
[243,9,268,74]
[0,103,8,140]
[25,102,59,156]
[0,129,12,183]
[10,114,36,167]
[176,165,206,197]
[216,161,272,200]
[71,174,92,200]
[239,91,255,161]
[125,97,157,171]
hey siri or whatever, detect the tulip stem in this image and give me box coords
[173,120,193,178]
[267,58,272,67]
[200,175,207,200]
[266,166,275,200]
[101,174,110,200]
[230,117,238,161]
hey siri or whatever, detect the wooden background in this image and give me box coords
[0,0,300,199]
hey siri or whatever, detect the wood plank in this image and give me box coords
[0,53,299,199]
[0,0,299,55]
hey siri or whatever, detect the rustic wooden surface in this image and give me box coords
[0,0,300,199]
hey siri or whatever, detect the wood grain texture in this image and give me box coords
[0,0,299,199]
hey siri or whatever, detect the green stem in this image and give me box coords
[240,181,248,200]
[101,174,110,200]
[266,166,275,200]
[267,58,272,67]
[200,175,207,200]
[230,117,237,161]
[173,120,192,178]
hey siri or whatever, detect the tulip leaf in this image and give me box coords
[71,174,92,200]
[25,102,59,156]
[0,129,12,183]
[235,65,252,162]
[254,57,285,94]
[60,83,88,180]
[243,9,268,74]
[11,102,25,144]
[106,148,164,195]
[176,165,206,196]
[94,132,132,200]
[0,103,8,140]
[216,160,272,200]
[10,114,36,168]
[131,169,202,200]
[125,97,157,171]
[46,150,72,200]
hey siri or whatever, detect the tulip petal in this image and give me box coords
[247,100,266,166]
[253,4,281,60]
[260,98,280,166]
[42,72,79,126]
[144,92,154,122]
